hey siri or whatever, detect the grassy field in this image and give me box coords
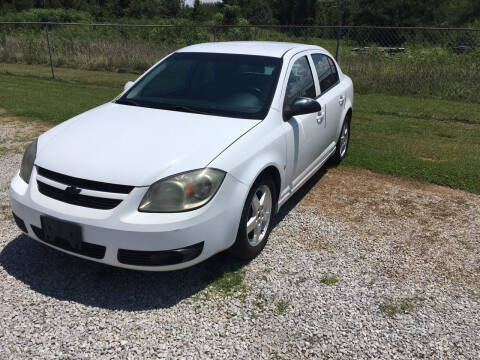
[0,64,479,194]
[345,97,480,193]
[2,26,480,103]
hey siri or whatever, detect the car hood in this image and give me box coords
[36,103,259,186]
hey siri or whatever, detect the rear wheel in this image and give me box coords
[330,114,351,166]
[229,176,276,260]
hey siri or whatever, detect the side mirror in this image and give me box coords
[123,81,134,92]
[283,97,321,121]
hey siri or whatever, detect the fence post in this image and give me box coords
[213,26,217,42]
[335,26,342,61]
[45,23,55,79]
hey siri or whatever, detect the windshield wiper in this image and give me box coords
[150,104,215,115]
[115,99,141,107]
[116,100,215,115]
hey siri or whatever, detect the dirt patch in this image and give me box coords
[0,114,50,216]
[0,115,49,154]
[297,167,480,287]
[418,156,448,163]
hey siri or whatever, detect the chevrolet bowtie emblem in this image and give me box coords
[65,185,81,196]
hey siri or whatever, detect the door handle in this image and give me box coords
[316,111,325,125]
[339,95,345,106]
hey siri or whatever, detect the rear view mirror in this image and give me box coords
[124,81,134,92]
[283,97,321,121]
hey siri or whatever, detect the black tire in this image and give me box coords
[329,114,351,166]
[229,176,277,260]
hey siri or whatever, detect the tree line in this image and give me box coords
[0,0,479,27]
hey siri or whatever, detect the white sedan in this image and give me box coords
[9,41,353,271]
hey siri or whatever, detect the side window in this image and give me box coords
[285,56,316,105]
[311,54,339,94]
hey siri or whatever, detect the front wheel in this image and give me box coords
[229,177,277,260]
[329,114,351,166]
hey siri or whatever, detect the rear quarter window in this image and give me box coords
[311,54,340,94]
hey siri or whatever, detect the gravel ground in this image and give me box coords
[0,116,479,359]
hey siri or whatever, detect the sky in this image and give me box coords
[184,0,222,6]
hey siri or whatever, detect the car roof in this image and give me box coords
[176,41,326,58]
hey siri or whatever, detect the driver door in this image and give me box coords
[282,54,330,190]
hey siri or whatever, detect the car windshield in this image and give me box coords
[117,52,283,120]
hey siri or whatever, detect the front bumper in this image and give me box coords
[9,168,247,271]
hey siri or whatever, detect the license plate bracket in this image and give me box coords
[40,216,83,251]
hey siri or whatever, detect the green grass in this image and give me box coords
[356,94,480,125]
[0,63,139,88]
[320,275,339,286]
[254,293,267,310]
[341,51,480,103]
[0,73,119,124]
[0,64,479,194]
[0,64,138,124]
[379,299,416,319]
[346,95,480,193]
[275,299,289,315]
[209,268,247,296]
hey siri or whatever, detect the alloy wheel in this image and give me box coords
[246,184,272,247]
[339,121,349,157]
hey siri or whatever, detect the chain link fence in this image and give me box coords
[1,22,479,102]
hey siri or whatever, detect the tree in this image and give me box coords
[192,0,208,22]
[271,0,295,25]
[293,0,316,25]
[222,4,242,25]
[0,0,35,15]
[159,0,183,18]
[244,0,273,25]
[0,0,478,26]
[346,0,468,27]
[434,0,480,27]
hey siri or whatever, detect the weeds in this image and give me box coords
[305,335,321,345]
[254,293,267,310]
[379,298,416,318]
[0,204,11,220]
[209,268,248,297]
[296,276,306,284]
[275,300,289,315]
[320,275,339,286]
[1,26,479,103]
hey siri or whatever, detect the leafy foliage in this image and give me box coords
[0,0,478,27]
[0,7,93,22]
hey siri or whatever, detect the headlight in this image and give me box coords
[20,139,37,184]
[138,168,226,213]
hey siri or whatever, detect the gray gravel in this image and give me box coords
[0,119,479,359]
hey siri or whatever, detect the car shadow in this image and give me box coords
[0,165,330,311]
[0,235,249,311]
[274,165,328,225]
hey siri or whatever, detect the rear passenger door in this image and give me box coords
[310,53,345,146]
